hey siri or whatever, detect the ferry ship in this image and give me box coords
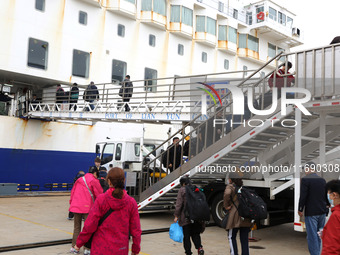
[0,0,304,190]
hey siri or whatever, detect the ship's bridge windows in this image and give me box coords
[287,16,293,28]
[269,7,277,21]
[141,0,166,16]
[170,5,193,26]
[112,59,127,82]
[144,68,157,92]
[118,24,125,37]
[196,16,216,35]
[72,50,90,78]
[178,44,184,56]
[27,38,48,70]
[202,52,207,63]
[149,34,156,47]
[224,59,229,70]
[238,34,259,53]
[268,43,276,58]
[79,11,88,25]
[278,11,286,26]
[35,0,45,12]
[233,9,238,19]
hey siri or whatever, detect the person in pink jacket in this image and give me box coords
[74,167,142,255]
[69,167,103,254]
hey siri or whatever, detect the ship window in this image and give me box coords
[202,52,207,63]
[72,49,90,78]
[124,0,135,3]
[268,43,276,58]
[278,47,286,62]
[243,66,248,77]
[182,7,193,26]
[196,15,205,32]
[246,12,252,25]
[79,11,87,25]
[170,5,193,26]
[115,143,122,161]
[178,44,184,56]
[118,24,125,37]
[218,25,227,41]
[196,16,216,35]
[170,5,181,22]
[233,9,238,19]
[112,59,127,82]
[238,34,247,49]
[35,0,45,12]
[149,34,156,47]
[102,143,115,165]
[256,6,264,23]
[228,27,237,44]
[144,68,157,92]
[278,12,286,25]
[287,16,293,28]
[248,35,259,52]
[27,38,48,70]
[224,59,229,70]
[269,7,277,21]
[141,0,152,11]
[207,17,216,35]
[141,0,166,16]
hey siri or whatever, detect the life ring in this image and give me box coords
[257,12,264,20]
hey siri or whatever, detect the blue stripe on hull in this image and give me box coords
[1,148,96,191]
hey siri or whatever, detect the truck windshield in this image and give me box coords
[135,144,156,157]
[102,143,115,164]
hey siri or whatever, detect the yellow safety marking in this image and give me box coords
[0,212,150,254]
[0,212,73,235]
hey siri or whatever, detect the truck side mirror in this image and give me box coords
[95,144,100,155]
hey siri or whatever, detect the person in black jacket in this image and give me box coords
[69,83,79,111]
[83,81,99,111]
[162,137,182,173]
[120,75,133,112]
[298,162,329,255]
[56,84,65,110]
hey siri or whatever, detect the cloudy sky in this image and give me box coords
[280,0,339,50]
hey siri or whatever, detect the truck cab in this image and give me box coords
[96,138,165,172]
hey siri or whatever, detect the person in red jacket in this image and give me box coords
[74,167,142,255]
[69,168,103,254]
[321,180,340,255]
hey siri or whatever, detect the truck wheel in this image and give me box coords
[211,192,225,227]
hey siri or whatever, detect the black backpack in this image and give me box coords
[233,186,267,221]
[99,177,109,192]
[185,185,210,222]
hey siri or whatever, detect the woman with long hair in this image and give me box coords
[74,167,141,255]
[223,171,252,255]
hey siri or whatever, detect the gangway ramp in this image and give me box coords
[27,70,256,123]
[137,44,340,231]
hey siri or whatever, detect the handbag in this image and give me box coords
[221,212,229,229]
[169,222,183,243]
[84,208,114,249]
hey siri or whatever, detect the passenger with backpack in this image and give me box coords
[69,168,103,254]
[174,176,205,255]
[74,167,141,255]
[223,172,253,255]
[83,81,99,111]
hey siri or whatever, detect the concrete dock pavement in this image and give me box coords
[0,194,309,254]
